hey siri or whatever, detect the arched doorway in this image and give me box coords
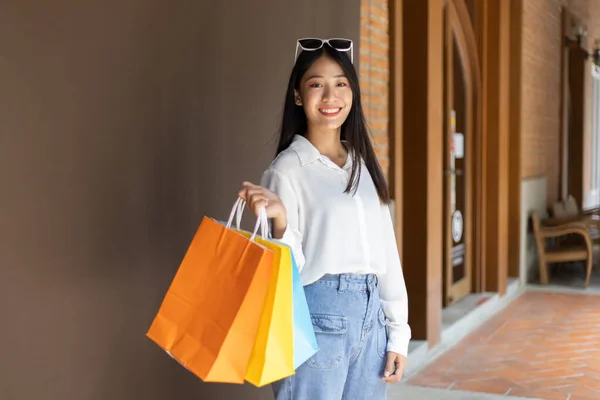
[442,0,482,306]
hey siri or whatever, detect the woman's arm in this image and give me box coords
[378,203,411,357]
[260,168,306,271]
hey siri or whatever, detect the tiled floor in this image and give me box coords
[408,290,600,400]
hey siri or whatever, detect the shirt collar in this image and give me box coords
[289,134,322,166]
[289,134,353,169]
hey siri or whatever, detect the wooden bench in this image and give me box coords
[531,211,593,287]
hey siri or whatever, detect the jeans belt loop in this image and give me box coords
[338,274,347,293]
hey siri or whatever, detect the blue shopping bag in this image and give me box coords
[290,252,319,368]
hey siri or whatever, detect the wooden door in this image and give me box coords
[443,0,480,306]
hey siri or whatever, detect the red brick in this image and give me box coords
[371,134,388,146]
[368,120,388,132]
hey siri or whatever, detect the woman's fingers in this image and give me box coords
[245,188,266,198]
[242,181,261,190]
[244,189,269,216]
[238,182,281,217]
[238,184,261,200]
[248,193,268,206]
[250,199,269,216]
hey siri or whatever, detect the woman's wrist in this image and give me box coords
[272,214,287,239]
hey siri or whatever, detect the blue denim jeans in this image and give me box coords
[272,273,388,400]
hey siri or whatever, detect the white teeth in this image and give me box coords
[320,108,341,114]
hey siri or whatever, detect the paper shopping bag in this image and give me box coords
[235,233,294,387]
[146,215,274,384]
[290,252,319,368]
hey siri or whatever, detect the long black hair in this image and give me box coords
[276,44,390,204]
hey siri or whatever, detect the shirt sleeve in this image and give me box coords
[260,168,306,271]
[378,203,411,357]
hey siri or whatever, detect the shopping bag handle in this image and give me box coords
[226,197,246,230]
[226,198,270,241]
[250,207,269,241]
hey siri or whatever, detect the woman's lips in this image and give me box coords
[319,107,342,117]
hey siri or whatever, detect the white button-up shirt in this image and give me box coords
[261,134,411,356]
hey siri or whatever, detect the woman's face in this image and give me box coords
[295,55,353,132]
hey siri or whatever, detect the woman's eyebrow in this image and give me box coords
[305,74,347,80]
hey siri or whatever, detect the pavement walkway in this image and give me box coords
[404,290,600,399]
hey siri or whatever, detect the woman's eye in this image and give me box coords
[309,83,323,88]
[337,82,348,87]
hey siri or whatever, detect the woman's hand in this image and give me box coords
[381,352,407,383]
[237,182,287,237]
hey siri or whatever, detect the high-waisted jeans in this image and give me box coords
[272,273,388,400]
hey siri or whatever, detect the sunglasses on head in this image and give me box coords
[294,38,354,64]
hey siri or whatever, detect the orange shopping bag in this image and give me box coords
[146,200,274,383]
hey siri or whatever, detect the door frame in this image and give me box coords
[560,9,587,207]
[443,0,483,306]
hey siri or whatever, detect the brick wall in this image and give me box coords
[521,0,563,205]
[360,0,390,179]
[566,0,589,21]
[521,0,600,206]
[359,0,598,204]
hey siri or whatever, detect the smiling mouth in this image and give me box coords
[319,107,343,117]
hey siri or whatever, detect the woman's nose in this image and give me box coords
[322,85,335,102]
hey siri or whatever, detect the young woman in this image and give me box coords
[238,38,410,399]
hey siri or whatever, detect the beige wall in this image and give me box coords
[0,1,359,399]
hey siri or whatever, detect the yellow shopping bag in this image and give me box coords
[236,232,294,387]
